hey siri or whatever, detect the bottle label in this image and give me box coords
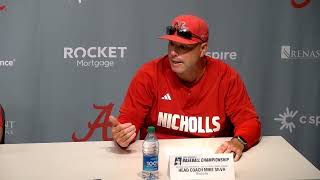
[143,155,158,171]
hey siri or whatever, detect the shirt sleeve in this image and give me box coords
[225,69,261,149]
[0,106,3,128]
[117,66,154,135]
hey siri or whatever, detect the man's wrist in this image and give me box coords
[232,136,247,150]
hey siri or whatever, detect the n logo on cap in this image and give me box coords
[174,21,187,30]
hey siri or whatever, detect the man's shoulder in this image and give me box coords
[206,56,240,78]
[139,55,167,73]
[206,56,234,71]
[132,55,167,80]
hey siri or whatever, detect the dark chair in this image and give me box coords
[0,104,5,144]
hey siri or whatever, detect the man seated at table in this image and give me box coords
[109,14,261,161]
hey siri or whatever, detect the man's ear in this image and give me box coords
[200,42,208,57]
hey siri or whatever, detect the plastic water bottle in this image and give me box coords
[142,126,159,179]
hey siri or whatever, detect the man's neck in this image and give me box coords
[176,57,207,87]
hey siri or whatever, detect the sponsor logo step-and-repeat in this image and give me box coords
[206,50,238,62]
[72,103,114,141]
[5,120,16,136]
[0,58,16,68]
[63,45,128,69]
[281,46,320,62]
[274,107,320,133]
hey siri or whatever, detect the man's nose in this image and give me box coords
[169,47,178,57]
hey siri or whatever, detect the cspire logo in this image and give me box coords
[274,107,320,133]
[281,45,320,62]
[274,107,298,133]
[206,50,238,62]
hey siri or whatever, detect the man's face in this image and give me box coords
[168,41,207,75]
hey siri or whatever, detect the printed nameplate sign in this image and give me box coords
[169,153,235,180]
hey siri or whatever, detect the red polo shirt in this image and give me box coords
[118,55,261,149]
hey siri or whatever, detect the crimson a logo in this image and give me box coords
[72,103,114,141]
[291,0,311,8]
[0,4,6,11]
[0,0,7,11]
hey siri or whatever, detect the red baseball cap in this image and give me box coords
[160,14,209,45]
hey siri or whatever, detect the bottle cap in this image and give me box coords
[148,126,155,133]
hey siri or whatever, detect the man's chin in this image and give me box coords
[170,66,184,74]
[170,63,184,72]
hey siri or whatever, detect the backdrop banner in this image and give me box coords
[0,0,319,169]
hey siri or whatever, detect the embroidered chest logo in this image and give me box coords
[161,93,172,101]
[157,112,221,133]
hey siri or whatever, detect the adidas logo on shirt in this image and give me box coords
[161,93,172,101]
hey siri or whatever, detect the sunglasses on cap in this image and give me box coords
[166,26,205,42]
